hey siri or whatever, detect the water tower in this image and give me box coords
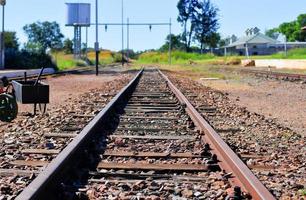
[66,3,91,59]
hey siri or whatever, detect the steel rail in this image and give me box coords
[158,69,275,200]
[241,69,306,81]
[16,69,144,200]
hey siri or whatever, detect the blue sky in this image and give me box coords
[4,0,306,51]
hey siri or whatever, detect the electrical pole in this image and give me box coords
[85,26,88,59]
[127,18,129,63]
[169,18,172,65]
[284,36,287,58]
[245,42,249,59]
[121,0,124,66]
[95,0,99,76]
[0,0,5,70]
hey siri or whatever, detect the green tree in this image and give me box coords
[4,31,19,50]
[205,32,221,50]
[63,38,73,54]
[23,42,44,53]
[220,34,238,47]
[265,28,280,40]
[23,21,64,52]
[297,14,306,41]
[177,0,201,51]
[159,34,185,52]
[193,0,219,53]
[271,14,306,42]
[278,22,299,42]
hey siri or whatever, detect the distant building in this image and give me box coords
[223,31,306,56]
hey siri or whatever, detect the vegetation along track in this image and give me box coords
[11,68,275,199]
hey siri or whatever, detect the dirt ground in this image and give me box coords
[201,77,306,136]
[0,68,133,127]
[17,71,125,113]
[167,72,306,199]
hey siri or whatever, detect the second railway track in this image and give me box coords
[12,68,275,199]
[240,69,306,82]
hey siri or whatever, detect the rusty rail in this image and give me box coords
[15,69,144,200]
[16,68,275,199]
[241,69,306,81]
[158,69,275,200]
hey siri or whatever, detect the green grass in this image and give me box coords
[52,52,87,71]
[133,48,306,79]
[137,51,242,66]
[250,48,306,59]
[87,50,118,65]
[131,61,241,81]
[135,49,306,77]
[137,51,217,64]
[51,50,121,71]
[52,47,306,72]
[137,48,306,66]
[135,51,244,80]
[272,48,306,59]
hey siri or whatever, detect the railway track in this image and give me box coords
[2,68,275,199]
[4,67,93,82]
[241,69,306,82]
[168,72,306,199]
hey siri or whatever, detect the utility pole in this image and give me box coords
[245,42,249,59]
[168,18,172,65]
[121,0,124,66]
[284,36,287,58]
[85,26,88,59]
[0,0,5,70]
[127,18,129,63]
[95,0,99,76]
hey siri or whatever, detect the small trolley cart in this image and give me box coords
[12,67,50,115]
[0,67,50,122]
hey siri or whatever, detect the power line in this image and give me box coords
[93,20,172,65]
[92,23,171,26]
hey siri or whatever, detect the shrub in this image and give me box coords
[113,53,127,63]
[5,49,56,69]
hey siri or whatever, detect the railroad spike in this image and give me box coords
[225,186,244,200]
[233,186,243,199]
[206,154,218,164]
[200,143,211,156]
[204,143,211,150]
[178,102,185,108]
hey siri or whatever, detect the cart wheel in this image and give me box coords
[39,103,47,114]
[0,94,18,122]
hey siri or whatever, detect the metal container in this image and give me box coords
[12,81,49,104]
[66,3,91,27]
